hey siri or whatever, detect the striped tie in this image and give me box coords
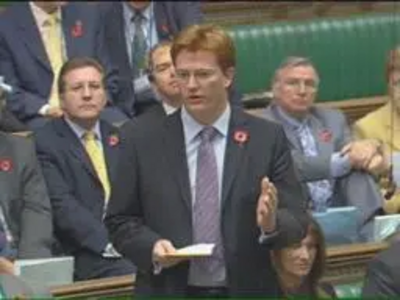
[192,126,224,274]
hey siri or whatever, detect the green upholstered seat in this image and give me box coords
[227,14,400,102]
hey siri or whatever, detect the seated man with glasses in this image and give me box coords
[262,56,386,242]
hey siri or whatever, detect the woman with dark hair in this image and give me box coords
[271,214,335,298]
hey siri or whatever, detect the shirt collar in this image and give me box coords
[64,117,102,141]
[162,102,178,115]
[276,105,310,131]
[181,104,231,144]
[30,2,62,27]
[123,1,152,24]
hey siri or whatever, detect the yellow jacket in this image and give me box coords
[353,102,400,213]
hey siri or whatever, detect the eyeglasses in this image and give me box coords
[175,69,217,84]
[282,78,318,92]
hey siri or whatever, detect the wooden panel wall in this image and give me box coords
[202,2,400,26]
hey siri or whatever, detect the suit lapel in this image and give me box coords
[163,111,192,211]
[265,104,302,151]
[221,109,248,209]
[15,4,52,72]
[54,119,98,180]
[153,2,173,41]
[100,121,119,182]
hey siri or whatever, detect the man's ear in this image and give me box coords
[223,67,235,88]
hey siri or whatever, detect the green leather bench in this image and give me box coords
[227,13,400,102]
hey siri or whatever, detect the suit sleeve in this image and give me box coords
[17,139,53,258]
[268,125,309,248]
[105,123,162,271]
[362,256,400,297]
[34,137,108,254]
[290,111,352,182]
[0,30,47,120]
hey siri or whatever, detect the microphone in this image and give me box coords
[0,76,13,94]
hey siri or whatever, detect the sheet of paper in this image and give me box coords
[165,243,215,258]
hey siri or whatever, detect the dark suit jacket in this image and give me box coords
[0,3,122,126]
[362,241,400,297]
[33,118,120,260]
[105,107,308,297]
[0,132,52,258]
[100,2,204,117]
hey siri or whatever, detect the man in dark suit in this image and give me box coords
[100,1,204,117]
[0,131,52,260]
[0,2,128,130]
[34,57,135,280]
[262,56,385,242]
[105,24,308,297]
[121,40,181,134]
[362,241,400,296]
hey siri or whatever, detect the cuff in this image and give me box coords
[102,243,122,258]
[258,229,279,244]
[153,261,162,275]
[39,104,50,116]
[330,152,352,178]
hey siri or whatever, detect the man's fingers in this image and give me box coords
[159,240,176,255]
[340,143,352,155]
[260,177,270,196]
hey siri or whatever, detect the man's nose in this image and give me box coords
[82,85,92,98]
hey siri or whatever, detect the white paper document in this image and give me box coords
[166,243,215,258]
[14,256,74,287]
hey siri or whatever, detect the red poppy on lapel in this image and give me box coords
[0,158,12,172]
[319,129,332,143]
[233,129,249,146]
[108,135,119,147]
[71,20,83,38]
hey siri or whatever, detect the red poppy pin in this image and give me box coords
[0,159,12,172]
[71,20,83,38]
[108,135,119,147]
[319,129,332,143]
[233,129,249,146]
[161,24,170,34]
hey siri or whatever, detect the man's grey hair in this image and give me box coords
[271,56,320,87]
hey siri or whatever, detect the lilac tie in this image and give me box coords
[192,126,224,274]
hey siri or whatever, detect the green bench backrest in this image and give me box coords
[227,14,400,101]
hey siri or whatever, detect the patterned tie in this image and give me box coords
[192,127,224,274]
[44,13,64,108]
[131,11,147,79]
[298,124,332,212]
[83,131,111,202]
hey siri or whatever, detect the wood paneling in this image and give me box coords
[202,2,400,26]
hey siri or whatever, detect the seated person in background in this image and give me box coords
[353,46,400,214]
[100,1,204,117]
[362,232,400,297]
[271,214,335,298]
[0,1,128,130]
[0,119,52,259]
[120,40,182,135]
[262,56,386,240]
[34,57,135,280]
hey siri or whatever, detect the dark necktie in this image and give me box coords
[192,127,224,274]
[131,11,147,79]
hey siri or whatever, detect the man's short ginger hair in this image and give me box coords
[170,24,235,72]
